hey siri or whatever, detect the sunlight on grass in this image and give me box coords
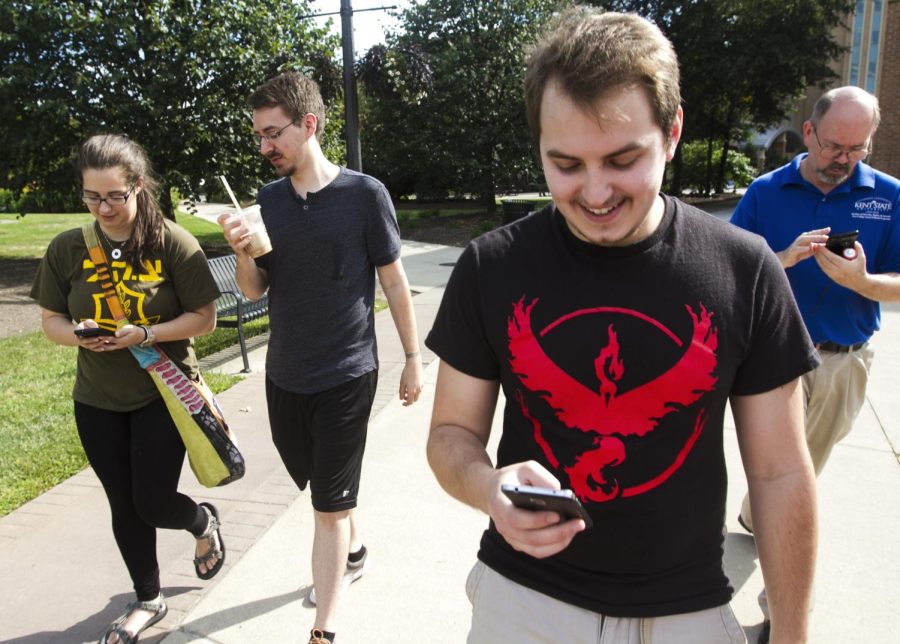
[0,332,83,516]
[0,327,248,517]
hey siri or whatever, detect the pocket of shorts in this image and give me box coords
[465,560,486,606]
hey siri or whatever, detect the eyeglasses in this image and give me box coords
[811,126,870,162]
[253,120,297,146]
[82,184,137,207]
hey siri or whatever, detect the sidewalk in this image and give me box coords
[1,237,898,643]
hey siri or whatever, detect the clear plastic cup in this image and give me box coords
[239,204,272,258]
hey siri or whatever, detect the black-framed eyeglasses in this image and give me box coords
[253,120,298,146]
[811,126,870,162]
[82,184,137,207]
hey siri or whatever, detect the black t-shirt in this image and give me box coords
[254,168,401,393]
[425,197,819,617]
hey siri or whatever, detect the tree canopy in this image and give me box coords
[0,0,341,215]
[358,0,563,205]
[595,0,855,193]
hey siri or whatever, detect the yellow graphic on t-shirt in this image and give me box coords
[84,258,163,283]
[84,258,164,327]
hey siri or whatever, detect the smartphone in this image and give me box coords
[74,327,116,338]
[501,484,593,529]
[825,230,859,256]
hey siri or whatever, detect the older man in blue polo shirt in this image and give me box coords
[731,85,900,641]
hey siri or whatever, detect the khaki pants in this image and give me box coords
[739,345,874,531]
[465,561,747,644]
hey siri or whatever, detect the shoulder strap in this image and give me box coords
[82,223,129,326]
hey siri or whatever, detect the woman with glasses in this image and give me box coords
[30,134,224,644]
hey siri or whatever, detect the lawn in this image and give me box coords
[0,210,247,517]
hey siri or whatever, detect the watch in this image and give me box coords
[139,324,157,347]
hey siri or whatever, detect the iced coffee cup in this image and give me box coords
[238,204,272,258]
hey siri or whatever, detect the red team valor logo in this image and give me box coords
[508,298,719,503]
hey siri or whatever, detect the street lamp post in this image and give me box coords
[303,2,397,172]
[340,0,362,171]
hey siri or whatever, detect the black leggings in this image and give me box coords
[74,398,208,600]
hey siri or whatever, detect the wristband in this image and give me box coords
[139,324,156,347]
[405,351,420,359]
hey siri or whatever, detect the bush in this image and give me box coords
[0,189,17,213]
[679,141,757,194]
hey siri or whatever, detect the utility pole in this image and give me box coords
[340,0,362,171]
[303,2,397,172]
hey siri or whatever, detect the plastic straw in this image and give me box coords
[219,176,242,213]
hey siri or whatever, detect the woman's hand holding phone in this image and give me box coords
[73,322,144,351]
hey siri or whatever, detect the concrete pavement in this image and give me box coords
[1,227,898,642]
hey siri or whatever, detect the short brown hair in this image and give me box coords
[249,71,326,141]
[524,7,681,147]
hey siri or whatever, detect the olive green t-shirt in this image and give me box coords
[30,219,220,411]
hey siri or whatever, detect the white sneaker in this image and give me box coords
[308,549,369,606]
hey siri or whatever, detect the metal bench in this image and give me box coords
[501,198,538,225]
[207,254,269,373]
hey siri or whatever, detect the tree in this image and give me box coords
[358,0,563,206]
[0,0,341,215]
[593,0,855,193]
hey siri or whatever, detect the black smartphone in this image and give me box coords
[501,484,593,529]
[74,327,116,338]
[825,230,859,256]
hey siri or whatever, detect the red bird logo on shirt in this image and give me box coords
[508,298,719,503]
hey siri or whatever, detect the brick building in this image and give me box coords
[756,0,899,178]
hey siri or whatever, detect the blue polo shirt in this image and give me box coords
[731,154,900,345]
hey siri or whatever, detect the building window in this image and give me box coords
[848,0,885,92]
[849,0,866,86]
[867,0,883,93]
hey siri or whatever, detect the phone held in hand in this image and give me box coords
[501,484,594,529]
[74,327,116,338]
[825,230,859,258]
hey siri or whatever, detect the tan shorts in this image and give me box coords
[465,561,747,644]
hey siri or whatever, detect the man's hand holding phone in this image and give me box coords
[815,230,868,291]
[488,461,588,560]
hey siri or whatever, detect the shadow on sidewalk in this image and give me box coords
[0,587,197,644]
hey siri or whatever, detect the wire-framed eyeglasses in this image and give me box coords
[253,120,298,146]
[811,126,870,162]
[82,184,137,207]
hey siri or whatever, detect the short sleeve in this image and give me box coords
[366,182,401,268]
[425,242,500,380]
[165,223,220,312]
[731,247,820,395]
[30,233,76,315]
[729,187,758,234]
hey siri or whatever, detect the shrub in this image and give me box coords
[679,141,757,194]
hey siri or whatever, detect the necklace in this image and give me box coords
[97,225,127,260]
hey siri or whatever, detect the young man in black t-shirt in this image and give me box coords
[425,8,819,643]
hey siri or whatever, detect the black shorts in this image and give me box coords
[265,371,377,512]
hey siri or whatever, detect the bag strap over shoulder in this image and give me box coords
[82,223,129,326]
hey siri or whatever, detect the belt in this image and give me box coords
[815,341,868,353]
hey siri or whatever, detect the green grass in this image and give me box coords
[0,213,94,258]
[0,329,247,517]
[0,333,84,516]
[1,207,404,516]
[0,210,251,516]
[394,207,485,226]
[195,316,270,356]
